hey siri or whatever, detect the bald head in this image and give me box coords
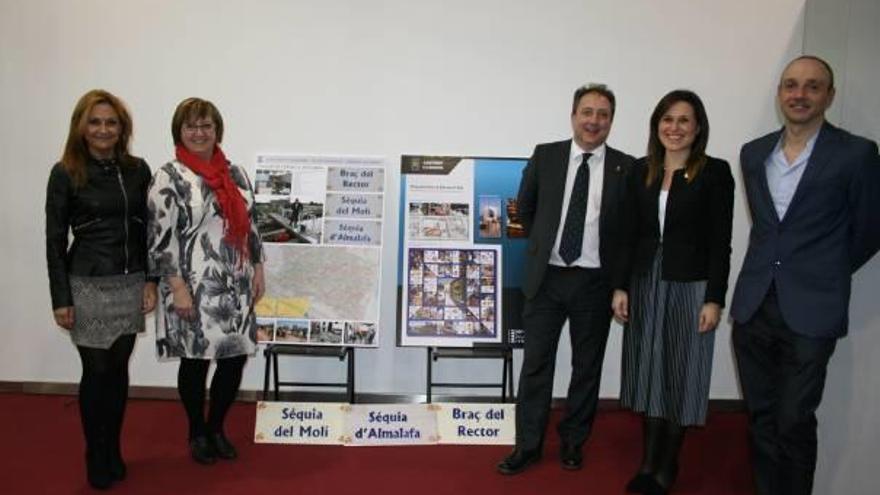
[777,56,836,128]
[782,55,835,90]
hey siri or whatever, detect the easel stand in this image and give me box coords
[425,344,514,403]
[262,344,356,403]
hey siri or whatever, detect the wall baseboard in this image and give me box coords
[0,380,745,411]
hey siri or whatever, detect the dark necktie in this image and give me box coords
[558,152,592,265]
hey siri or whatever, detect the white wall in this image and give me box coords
[805,1,880,494]
[0,0,808,399]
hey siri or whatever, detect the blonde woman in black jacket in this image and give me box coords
[45,89,156,490]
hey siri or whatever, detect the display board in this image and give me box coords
[397,156,529,347]
[254,154,385,347]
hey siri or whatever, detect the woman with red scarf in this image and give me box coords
[147,98,264,465]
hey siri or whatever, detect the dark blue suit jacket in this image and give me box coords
[731,122,880,338]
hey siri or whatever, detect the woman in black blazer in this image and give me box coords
[612,90,734,495]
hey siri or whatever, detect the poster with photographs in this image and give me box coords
[398,156,529,347]
[254,154,384,347]
[408,202,470,241]
[401,246,502,347]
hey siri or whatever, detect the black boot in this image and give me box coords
[643,422,686,495]
[107,382,128,481]
[79,372,112,489]
[107,439,127,481]
[626,417,665,493]
[85,440,112,490]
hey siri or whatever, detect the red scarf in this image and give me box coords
[176,145,250,260]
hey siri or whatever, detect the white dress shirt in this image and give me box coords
[549,141,605,268]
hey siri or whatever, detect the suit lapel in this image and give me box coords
[546,140,572,239]
[751,129,783,224]
[782,123,836,223]
[600,146,625,231]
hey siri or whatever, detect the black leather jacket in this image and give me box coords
[45,157,152,309]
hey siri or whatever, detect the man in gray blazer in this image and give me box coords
[731,55,880,495]
[497,84,634,475]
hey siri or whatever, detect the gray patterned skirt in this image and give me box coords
[70,273,145,349]
[620,246,715,426]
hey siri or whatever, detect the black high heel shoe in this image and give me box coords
[625,473,652,493]
[210,433,238,460]
[189,436,218,465]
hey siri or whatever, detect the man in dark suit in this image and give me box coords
[497,84,635,475]
[731,55,880,495]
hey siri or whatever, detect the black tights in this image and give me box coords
[177,355,247,439]
[76,334,136,458]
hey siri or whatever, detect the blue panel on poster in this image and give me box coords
[472,158,527,288]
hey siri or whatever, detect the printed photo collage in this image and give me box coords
[256,318,377,346]
[406,248,498,338]
[254,160,384,247]
[407,202,470,241]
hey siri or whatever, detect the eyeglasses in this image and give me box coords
[182,122,216,135]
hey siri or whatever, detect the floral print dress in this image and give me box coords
[148,161,264,360]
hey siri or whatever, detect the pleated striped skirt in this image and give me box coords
[620,246,714,426]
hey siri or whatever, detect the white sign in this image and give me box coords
[344,404,438,446]
[254,402,514,446]
[435,403,515,445]
[254,402,346,445]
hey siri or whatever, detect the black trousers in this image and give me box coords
[515,266,612,451]
[733,287,837,495]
